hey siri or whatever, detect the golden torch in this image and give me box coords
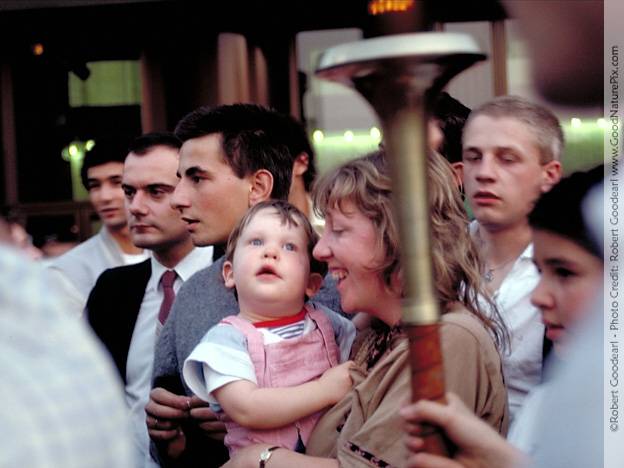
[315,32,485,454]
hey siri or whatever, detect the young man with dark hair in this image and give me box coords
[146,104,341,467]
[47,138,148,318]
[86,132,213,468]
[175,103,319,225]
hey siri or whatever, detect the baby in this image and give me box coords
[183,200,355,455]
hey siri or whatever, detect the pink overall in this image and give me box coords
[219,304,340,454]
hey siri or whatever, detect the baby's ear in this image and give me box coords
[222,260,236,289]
[305,272,324,298]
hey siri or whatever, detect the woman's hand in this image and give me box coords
[318,360,355,404]
[401,393,528,468]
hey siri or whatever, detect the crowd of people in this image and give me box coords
[0,2,608,466]
[0,89,604,467]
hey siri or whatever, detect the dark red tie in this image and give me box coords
[158,270,177,325]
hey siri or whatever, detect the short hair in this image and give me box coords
[127,132,181,156]
[225,199,326,277]
[465,95,564,163]
[80,138,129,190]
[529,164,603,258]
[175,104,314,199]
[431,92,471,164]
[313,150,508,349]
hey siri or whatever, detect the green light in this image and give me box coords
[370,126,381,140]
[344,130,354,142]
[85,139,95,151]
[61,140,88,163]
[60,140,89,201]
[312,130,324,143]
[597,118,607,128]
[571,117,582,128]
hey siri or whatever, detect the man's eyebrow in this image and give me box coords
[495,145,521,153]
[463,145,521,153]
[146,183,175,192]
[184,166,209,177]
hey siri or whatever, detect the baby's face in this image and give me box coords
[224,208,313,320]
[531,229,603,356]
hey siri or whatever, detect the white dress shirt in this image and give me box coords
[471,221,544,423]
[493,243,544,423]
[124,246,213,468]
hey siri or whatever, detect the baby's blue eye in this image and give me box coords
[283,243,295,251]
[251,238,263,246]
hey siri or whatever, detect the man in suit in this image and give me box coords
[86,132,213,468]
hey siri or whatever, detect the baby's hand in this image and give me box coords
[319,361,355,404]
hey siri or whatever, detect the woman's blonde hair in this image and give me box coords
[313,150,507,349]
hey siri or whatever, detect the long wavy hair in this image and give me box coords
[313,150,508,349]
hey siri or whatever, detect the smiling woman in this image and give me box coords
[222,150,509,468]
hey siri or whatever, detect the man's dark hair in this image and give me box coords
[529,164,603,258]
[431,92,471,164]
[80,138,129,190]
[175,104,313,199]
[128,132,181,156]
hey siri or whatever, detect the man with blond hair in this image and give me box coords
[460,95,563,422]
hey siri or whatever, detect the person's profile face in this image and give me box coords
[530,228,603,356]
[171,133,252,247]
[313,200,395,317]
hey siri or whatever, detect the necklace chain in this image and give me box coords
[475,226,520,283]
[483,257,516,282]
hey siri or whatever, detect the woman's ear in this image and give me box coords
[222,260,236,289]
[248,169,274,206]
[305,272,324,298]
[390,267,405,297]
[451,162,464,190]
